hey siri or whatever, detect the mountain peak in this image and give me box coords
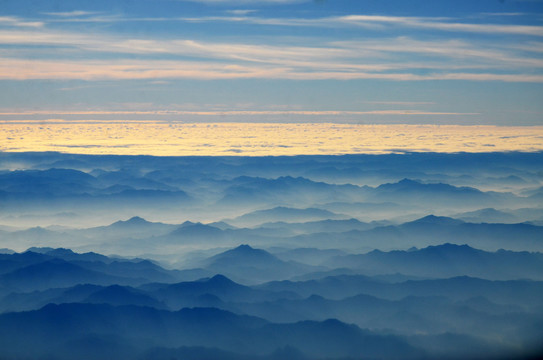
[26,246,56,254]
[180,220,197,227]
[126,216,147,223]
[206,274,236,286]
[110,216,150,227]
[226,244,277,258]
[422,243,476,253]
[233,244,254,252]
[398,178,420,185]
[168,222,223,239]
[44,248,76,257]
[207,244,280,267]
[409,215,464,226]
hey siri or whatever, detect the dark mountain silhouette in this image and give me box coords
[0,259,132,292]
[205,245,279,267]
[167,221,226,241]
[0,249,185,294]
[0,283,103,313]
[146,274,298,309]
[0,249,115,277]
[0,168,97,195]
[0,303,422,360]
[377,178,483,195]
[259,274,543,307]
[143,345,317,360]
[202,245,322,284]
[1,152,543,359]
[142,346,266,360]
[73,258,182,283]
[83,285,165,308]
[404,214,464,227]
[0,250,52,275]
[228,292,535,341]
[36,247,111,263]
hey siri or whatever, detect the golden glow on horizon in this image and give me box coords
[1,122,543,156]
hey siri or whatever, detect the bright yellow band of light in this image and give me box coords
[1,121,543,156]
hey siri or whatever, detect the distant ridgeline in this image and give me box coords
[0,152,542,359]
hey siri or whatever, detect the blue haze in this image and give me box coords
[0,152,542,359]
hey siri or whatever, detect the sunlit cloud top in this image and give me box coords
[2,122,543,156]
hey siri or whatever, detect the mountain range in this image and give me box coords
[1,151,542,359]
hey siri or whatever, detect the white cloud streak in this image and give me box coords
[179,14,543,36]
[0,16,43,28]
[0,110,478,116]
[26,10,543,37]
[225,9,258,15]
[43,11,100,17]
[0,28,540,68]
[365,101,436,106]
[0,57,541,82]
[0,13,542,82]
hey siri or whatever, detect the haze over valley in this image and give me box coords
[0,152,542,359]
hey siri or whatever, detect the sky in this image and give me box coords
[0,0,543,125]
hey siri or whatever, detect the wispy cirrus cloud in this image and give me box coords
[0,109,478,116]
[479,12,528,17]
[43,11,100,17]
[0,16,43,28]
[0,1,540,125]
[179,14,543,36]
[27,10,543,37]
[0,26,539,67]
[365,101,435,106]
[0,23,540,82]
[1,57,542,82]
[0,10,541,83]
[225,9,258,15]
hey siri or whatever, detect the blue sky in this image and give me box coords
[1,0,543,125]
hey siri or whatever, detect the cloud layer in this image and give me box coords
[0,0,542,125]
[2,122,542,156]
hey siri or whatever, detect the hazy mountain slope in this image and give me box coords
[259,275,543,307]
[286,216,543,252]
[1,152,542,359]
[324,243,543,280]
[200,245,323,284]
[145,274,299,309]
[0,259,133,292]
[226,206,347,227]
[0,303,422,360]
